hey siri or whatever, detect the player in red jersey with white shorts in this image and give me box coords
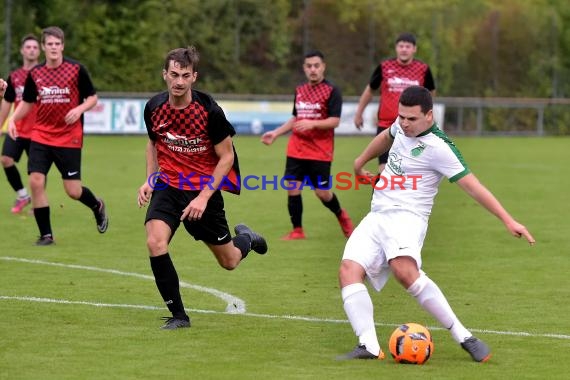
[0,34,40,213]
[8,26,108,245]
[261,50,354,240]
[354,33,436,173]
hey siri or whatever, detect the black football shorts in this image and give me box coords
[145,182,232,245]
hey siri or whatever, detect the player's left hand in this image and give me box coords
[181,196,208,221]
[7,119,18,139]
[506,220,535,245]
[64,108,82,124]
[293,120,314,132]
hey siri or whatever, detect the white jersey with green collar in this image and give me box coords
[370,122,470,219]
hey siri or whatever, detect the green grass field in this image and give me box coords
[1,135,569,380]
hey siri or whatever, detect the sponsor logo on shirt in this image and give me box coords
[388,152,405,175]
[38,86,71,104]
[387,77,420,93]
[161,131,206,153]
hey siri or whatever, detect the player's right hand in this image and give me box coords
[0,78,7,96]
[354,114,364,130]
[261,131,276,145]
[137,182,153,207]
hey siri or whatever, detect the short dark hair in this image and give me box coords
[21,34,39,46]
[164,46,200,71]
[304,50,324,60]
[399,86,432,114]
[395,32,416,46]
[42,26,64,44]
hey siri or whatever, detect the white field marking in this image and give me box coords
[0,256,245,313]
[2,257,569,341]
[1,296,569,341]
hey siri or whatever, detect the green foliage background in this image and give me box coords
[2,0,570,97]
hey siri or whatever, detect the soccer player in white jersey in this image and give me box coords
[338,86,535,362]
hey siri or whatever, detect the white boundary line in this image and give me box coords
[0,256,245,313]
[1,257,569,340]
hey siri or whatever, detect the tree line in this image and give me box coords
[1,0,569,99]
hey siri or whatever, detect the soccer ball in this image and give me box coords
[388,323,434,364]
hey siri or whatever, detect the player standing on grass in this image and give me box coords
[137,46,268,330]
[8,26,108,245]
[354,33,435,174]
[338,86,535,362]
[0,34,40,214]
[261,50,354,240]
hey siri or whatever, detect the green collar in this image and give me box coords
[416,123,438,137]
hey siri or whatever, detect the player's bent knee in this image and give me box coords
[0,156,14,167]
[339,260,365,286]
[29,175,45,190]
[389,256,420,287]
[146,236,168,256]
[66,189,82,199]
[217,257,239,271]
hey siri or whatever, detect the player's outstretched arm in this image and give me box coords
[456,173,535,245]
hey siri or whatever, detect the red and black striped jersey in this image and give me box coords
[22,58,96,148]
[3,67,37,138]
[369,58,435,128]
[144,90,240,193]
[287,79,342,162]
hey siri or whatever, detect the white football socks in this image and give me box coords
[407,273,471,343]
[341,283,381,356]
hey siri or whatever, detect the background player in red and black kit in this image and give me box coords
[261,50,354,240]
[0,34,40,214]
[8,26,108,245]
[137,46,267,330]
[354,33,436,173]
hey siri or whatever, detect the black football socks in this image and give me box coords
[4,165,24,192]
[33,206,53,238]
[78,186,100,210]
[232,234,251,259]
[150,253,189,321]
[287,194,303,228]
[321,193,342,216]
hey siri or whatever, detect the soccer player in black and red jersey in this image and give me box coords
[354,33,436,173]
[8,26,108,246]
[137,46,268,330]
[0,34,40,214]
[261,50,354,240]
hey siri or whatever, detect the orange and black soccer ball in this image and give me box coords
[388,323,434,364]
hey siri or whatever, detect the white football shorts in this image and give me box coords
[342,210,428,291]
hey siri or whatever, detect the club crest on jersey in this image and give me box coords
[411,142,426,157]
[388,152,405,175]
